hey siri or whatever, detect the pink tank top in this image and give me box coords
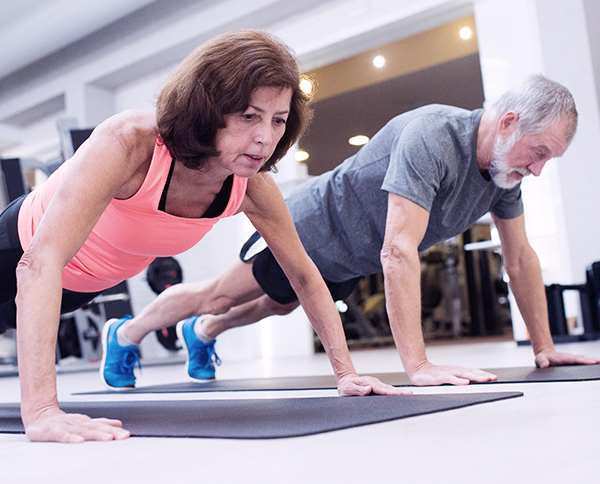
[18,139,248,293]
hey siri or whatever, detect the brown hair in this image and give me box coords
[156,29,313,171]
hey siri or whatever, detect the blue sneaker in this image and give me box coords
[100,316,141,389]
[176,316,221,380]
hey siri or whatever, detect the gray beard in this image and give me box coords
[489,132,528,189]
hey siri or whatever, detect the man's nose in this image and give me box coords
[528,158,548,176]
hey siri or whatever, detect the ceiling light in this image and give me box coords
[460,27,472,39]
[373,55,385,68]
[349,135,369,146]
[295,150,309,162]
[300,78,314,94]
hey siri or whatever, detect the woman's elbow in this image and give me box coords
[15,250,59,289]
[15,253,34,283]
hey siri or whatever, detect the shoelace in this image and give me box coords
[205,345,221,368]
[121,349,142,373]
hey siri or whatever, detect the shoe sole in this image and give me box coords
[100,318,136,391]
[176,320,216,382]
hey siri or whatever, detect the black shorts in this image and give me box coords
[239,231,361,305]
[0,195,102,333]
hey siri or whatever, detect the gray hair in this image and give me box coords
[489,74,578,142]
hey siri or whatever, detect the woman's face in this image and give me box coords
[212,86,293,178]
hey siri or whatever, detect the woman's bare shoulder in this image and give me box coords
[240,171,281,215]
[100,109,157,137]
[91,110,158,160]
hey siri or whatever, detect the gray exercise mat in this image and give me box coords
[0,392,522,439]
[76,364,600,395]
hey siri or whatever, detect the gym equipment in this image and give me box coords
[588,261,600,331]
[58,284,132,363]
[463,228,511,337]
[544,260,600,343]
[0,158,27,203]
[146,256,183,351]
[0,392,522,439]
[75,364,600,395]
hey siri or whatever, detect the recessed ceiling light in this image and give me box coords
[295,150,309,162]
[349,135,369,146]
[373,55,385,68]
[460,27,472,39]
[300,78,314,94]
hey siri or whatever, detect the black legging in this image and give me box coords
[0,195,101,332]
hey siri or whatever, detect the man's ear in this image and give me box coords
[498,111,519,136]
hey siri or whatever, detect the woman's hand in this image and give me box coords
[337,373,412,396]
[24,406,130,443]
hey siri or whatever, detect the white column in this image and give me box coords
[474,0,600,338]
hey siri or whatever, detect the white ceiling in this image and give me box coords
[0,0,158,79]
[0,0,476,158]
[0,0,474,84]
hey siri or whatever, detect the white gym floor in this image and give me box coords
[2,337,600,484]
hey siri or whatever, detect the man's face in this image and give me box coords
[489,117,571,189]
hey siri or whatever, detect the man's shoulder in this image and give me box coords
[384,104,475,134]
[381,105,474,148]
[403,104,474,123]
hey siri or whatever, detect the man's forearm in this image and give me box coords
[382,251,428,375]
[506,249,554,355]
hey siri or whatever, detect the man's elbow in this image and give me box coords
[380,241,415,274]
[502,246,541,279]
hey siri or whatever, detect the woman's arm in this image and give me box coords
[241,172,410,396]
[17,110,157,443]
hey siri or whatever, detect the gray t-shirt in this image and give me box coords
[287,104,523,282]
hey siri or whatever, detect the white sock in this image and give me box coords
[193,318,215,343]
[116,326,138,347]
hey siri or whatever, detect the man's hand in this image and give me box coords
[409,362,498,386]
[337,374,412,396]
[24,407,130,443]
[535,349,600,368]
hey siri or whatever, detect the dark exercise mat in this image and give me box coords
[0,392,522,439]
[373,364,600,385]
[76,364,600,395]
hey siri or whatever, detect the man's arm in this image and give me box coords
[382,193,498,385]
[242,173,411,396]
[493,213,600,366]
